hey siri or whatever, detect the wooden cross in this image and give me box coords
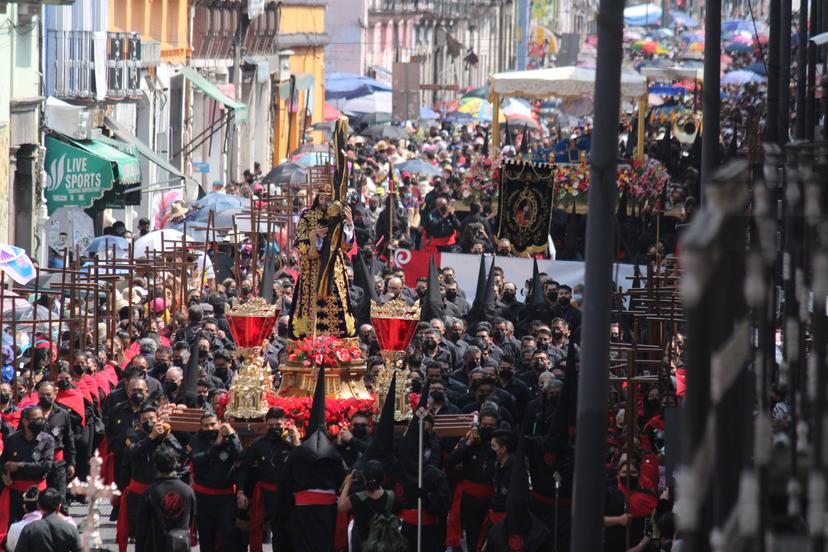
[68,452,121,552]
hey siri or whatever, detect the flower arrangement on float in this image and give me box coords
[554,158,669,208]
[264,395,377,437]
[287,336,363,367]
[459,156,503,201]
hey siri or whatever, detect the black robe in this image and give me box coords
[135,476,196,552]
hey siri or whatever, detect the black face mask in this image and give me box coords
[646,398,660,411]
[28,420,45,434]
[130,392,145,406]
[155,362,169,373]
[492,329,505,342]
[242,287,252,295]
[547,290,558,301]
[558,296,570,307]
[0,392,10,403]
[142,421,156,434]
[200,429,219,441]
[619,474,639,489]
[430,391,445,403]
[351,425,369,440]
[15,390,26,400]
[502,290,515,302]
[57,380,71,391]
[410,380,422,393]
[551,329,564,340]
[438,205,448,214]
[362,251,374,261]
[164,381,178,395]
[196,395,207,407]
[226,289,239,299]
[416,288,427,298]
[423,340,437,352]
[72,365,86,376]
[445,290,457,300]
[498,369,513,380]
[479,427,494,441]
[199,348,209,358]
[532,360,546,372]
[38,397,53,409]
[214,367,228,379]
[267,427,282,441]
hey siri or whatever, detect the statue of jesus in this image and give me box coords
[287,191,357,340]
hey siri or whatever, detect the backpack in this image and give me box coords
[358,491,408,552]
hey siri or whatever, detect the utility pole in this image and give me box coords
[701,0,721,186]
[570,0,624,547]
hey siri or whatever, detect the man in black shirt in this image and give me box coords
[189,411,243,552]
[14,488,80,552]
[135,445,195,552]
[36,382,75,508]
[237,407,299,552]
[0,405,54,537]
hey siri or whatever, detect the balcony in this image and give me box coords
[46,30,144,102]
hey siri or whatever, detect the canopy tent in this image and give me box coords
[623,3,662,26]
[324,73,392,100]
[488,66,648,158]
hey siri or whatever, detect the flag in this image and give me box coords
[495,160,556,255]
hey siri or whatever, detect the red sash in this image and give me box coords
[54,449,64,462]
[116,479,150,552]
[192,482,236,496]
[422,230,457,253]
[445,479,494,547]
[400,508,438,526]
[98,436,116,485]
[529,488,572,507]
[476,510,508,552]
[249,481,279,552]
[293,489,336,506]
[0,479,47,548]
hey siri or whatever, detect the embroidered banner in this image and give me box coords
[496,160,556,255]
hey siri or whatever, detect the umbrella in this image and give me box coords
[461,85,489,99]
[339,91,392,116]
[395,159,442,176]
[651,28,675,39]
[292,152,332,166]
[688,41,705,53]
[0,245,34,285]
[196,191,245,212]
[357,112,392,126]
[504,113,540,129]
[623,3,662,26]
[294,143,330,155]
[361,124,408,140]
[722,69,765,85]
[443,111,475,123]
[559,96,594,117]
[722,19,757,33]
[2,304,52,322]
[134,229,215,280]
[624,30,644,41]
[324,73,392,100]
[419,106,439,120]
[323,102,342,122]
[744,62,767,75]
[85,235,129,258]
[261,162,308,186]
[46,206,95,257]
[724,41,754,54]
[669,9,699,27]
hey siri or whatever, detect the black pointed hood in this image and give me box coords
[482,129,490,157]
[503,121,512,147]
[182,339,200,407]
[469,255,496,328]
[504,435,531,537]
[546,340,579,450]
[529,257,545,308]
[301,364,337,459]
[352,253,378,323]
[365,370,396,461]
[520,124,530,156]
[260,252,276,304]
[419,254,444,322]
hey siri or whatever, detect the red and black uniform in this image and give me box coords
[135,475,196,552]
[395,460,451,552]
[42,402,75,505]
[189,430,243,552]
[104,400,141,491]
[603,477,658,552]
[445,439,495,551]
[117,426,185,552]
[278,446,346,552]
[0,430,54,544]
[477,456,513,551]
[237,432,292,552]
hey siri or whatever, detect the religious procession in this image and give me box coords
[0,0,816,551]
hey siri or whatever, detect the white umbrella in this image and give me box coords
[339,91,393,116]
[133,230,215,280]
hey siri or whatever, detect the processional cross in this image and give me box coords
[68,452,121,552]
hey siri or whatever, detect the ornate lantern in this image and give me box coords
[370,299,419,419]
[225,297,279,419]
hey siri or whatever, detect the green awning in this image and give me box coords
[44,134,142,215]
[179,66,249,124]
[104,116,198,186]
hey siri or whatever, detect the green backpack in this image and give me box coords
[358,490,408,552]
